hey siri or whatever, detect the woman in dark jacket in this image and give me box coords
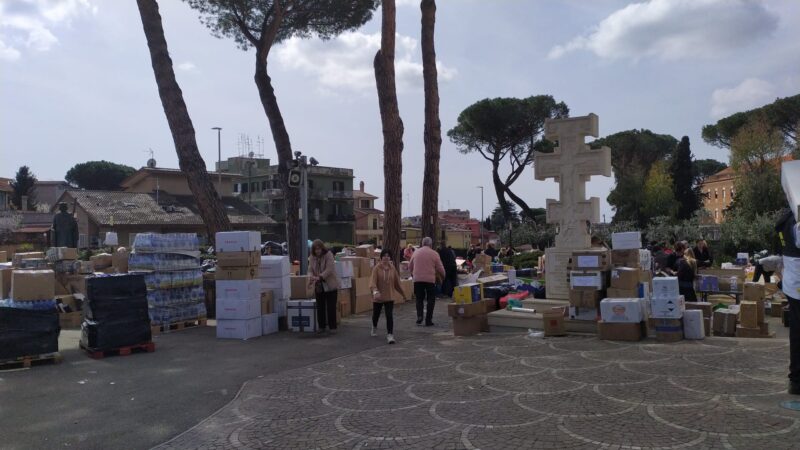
[675,244,698,302]
[308,240,341,334]
[693,239,713,268]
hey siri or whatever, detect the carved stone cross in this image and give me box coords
[534,113,611,250]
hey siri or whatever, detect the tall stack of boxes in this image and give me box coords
[336,260,354,321]
[288,268,317,332]
[215,231,262,340]
[736,282,774,338]
[567,249,610,320]
[685,302,713,337]
[340,255,372,314]
[259,255,290,335]
[650,277,685,342]
[598,297,647,341]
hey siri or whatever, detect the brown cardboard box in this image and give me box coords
[261,291,274,314]
[291,263,300,276]
[0,268,11,299]
[569,289,601,308]
[338,289,352,318]
[736,325,763,338]
[739,301,759,329]
[686,302,713,318]
[610,268,641,290]
[10,269,55,301]
[597,321,645,341]
[12,252,45,266]
[452,315,484,336]
[340,257,371,278]
[90,253,113,270]
[49,247,78,261]
[653,318,683,342]
[760,321,770,335]
[542,308,567,336]
[0,250,7,262]
[756,299,765,325]
[112,249,129,273]
[76,261,94,274]
[482,298,498,313]
[217,251,260,268]
[353,294,373,314]
[354,244,375,258]
[703,317,711,336]
[354,276,371,296]
[743,282,765,302]
[611,249,640,267]
[569,250,611,271]
[400,279,414,301]
[290,275,315,299]
[447,301,487,318]
[56,294,79,312]
[772,300,788,318]
[606,287,639,298]
[216,266,259,281]
[59,311,82,329]
[713,309,737,336]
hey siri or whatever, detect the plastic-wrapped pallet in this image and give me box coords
[0,306,60,359]
[81,274,151,350]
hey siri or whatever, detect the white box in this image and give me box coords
[262,313,279,335]
[260,276,291,300]
[639,250,652,271]
[570,271,604,290]
[652,277,679,299]
[569,307,598,321]
[287,299,317,332]
[215,231,261,253]
[216,318,262,340]
[216,279,261,301]
[600,298,645,323]
[782,160,800,221]
[612,231,641,250]
[339,277,352,289]
[216,296,261,320]
[259,256,291,278]
[683,310,704,340]
[651,295,685,319]
[335,261,354,279]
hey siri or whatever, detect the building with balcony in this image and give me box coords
[0,178,11,211]
[218,157,355,244]
[354,181,383,246]
[700,167,734,224]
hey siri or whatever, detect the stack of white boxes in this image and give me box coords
[336,260,354,290]
[259,255,291,335]
[215,231,262,340]
[650,277,685,342]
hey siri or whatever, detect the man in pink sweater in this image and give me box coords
[409,237,446,326]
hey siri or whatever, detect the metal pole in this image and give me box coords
[477,186,484,248]
[300,163,309,275]
[248,163,252,206]
[212,127,222,192]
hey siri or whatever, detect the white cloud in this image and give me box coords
[0,0,96,61]
[176,62,197,72]
[548,0,778,61]
[274,31,457,93]
[710,78,774,118]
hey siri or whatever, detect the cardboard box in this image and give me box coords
[290,275,315,299]
[570,250,611,271]
[260,276,290,300]
[400,279,414,301]
[712,309,737,336]
[772,300,788,318]
[650,295,685,319]
[652,277,679,299]
[335,261,355,279]
[569,289,601,309]
[697,275,719,292]
[10,269,55,301]
[743,282,765,302]
[56,294,80,312]
[12,252,44,266]
[216,279,261,301]
[454,283,482,304]
[482,298,498,313]
[0,268,11,299]
[610,268,641,290]
[606,287,638,298]
[611,249,640,267]
[47,247,78,261]
[569,271,605,290]
[262,313,279,335]
[217,318,262,340]
[216,251,260,268]
[685,302,713,318]
[452,315,484,336]
[59,311,82,329]
[597,321,645,342]
[736,325,764,338]
[76,261,94,274]
[261,291,274,315]
[447,301,487,318]
[353,294,372,314]
[340,257,370,278]
[704,317,711,336]
[274,298,288,317]
[90,253,113,270]
[111,250,129,273]
[542,308,567,336]
[354,244,375,258]
[287,299,317,332]
[600,298,645,323]
[339,277,352,289]
[653,318,683,342]
[338,289,352,318]
[0,251,6,263]
[739,301,759,329]
[259,255,291,277]
[217,296,261,320]
[215,231,261,253]
[611,231,641,250]
[353,277,371,296]
[683,310,704,340]
[216,266,259,281]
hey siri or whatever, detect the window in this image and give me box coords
[332,181,344,191]
[722,188,726,200]
[261,181,268,190]
[715,209,719,220]
[333,203,341,216]
[272,180,280,189]
[730,187,734,199]
[714,189,718,199]
[372,218,378,230]
[251,182,258,192]
[241,183,248,193]
[308,180,315,190]
[233,184,239,193]
[360,200,370,208]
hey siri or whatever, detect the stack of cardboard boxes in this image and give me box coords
[215,231,262,340]
[650,277,685,342]
[598,297,647,341]
[567,249,610,320]
[339,256,372,314]
[685,302,713,337]
[335,260,354,320]
[736,282,775,338]
[448,300,491,336]
[288,273,317,333]
[259,255,290,335]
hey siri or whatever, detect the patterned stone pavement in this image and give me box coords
[156,318,800,450]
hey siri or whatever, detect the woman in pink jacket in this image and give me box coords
[369,249,405,344]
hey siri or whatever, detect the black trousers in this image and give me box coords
[444,272,458,297]
[372,301,394,334]
[315,290,338,330]
[753,263,774,283]
[790,297,800,384]
[414,282,437,324]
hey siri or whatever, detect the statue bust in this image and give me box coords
[52,202,79,248]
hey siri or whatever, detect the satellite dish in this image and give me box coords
[249,151,255,158]
[147,158,157,168]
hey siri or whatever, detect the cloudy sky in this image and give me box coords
[2,0,799,221]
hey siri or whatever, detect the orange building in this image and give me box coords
[700,167,735,224]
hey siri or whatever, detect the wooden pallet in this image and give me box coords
[80,341,155,359]
[0,352,63,370]
[151,317,207,335]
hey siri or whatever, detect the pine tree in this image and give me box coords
[10,166,37,211]
[670,136,702,220]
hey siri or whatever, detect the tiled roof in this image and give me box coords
[353,190,378,200]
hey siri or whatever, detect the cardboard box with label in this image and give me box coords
[10,269,55,301]
[650,295,685,319]
[216,279,260,302]
[47,247,78,261]
[90,253,113,270]
[335,261,355,279]
[606,287,638,298]
[597,321,645,342]
[217,296,261,320]
[290,275,315,299]
[611,249,640,267]
[217,317,262,340]
[261,291,274,315]
[652,277,679,299]
[697,275,719,292]
[743,282,765,302]
[713,309,737,336]
[339,277,352,290]
[611,231,641,250]
[340,257,371,279]
[569,289,600,309]
[600,298,645,323]
[739,301,760,329]
[287,299,317,332]
[12,252,45,266]
[215,231,261,253]
[338,289,352,318]
[610,268,642,290]
[447,301,486,318]
[569,250,611,271]
[569,271,605,291]
[217,251,260,268]
[453,283,483,304]
[216,266,259,281]
[653,318,683,342]
[685,302,713,318]
[354,244,375,258]
[262,313,279,335]
[452,315,484,336]
[260,276,290,300]
[259,255,291,277]
[542,307,567,336]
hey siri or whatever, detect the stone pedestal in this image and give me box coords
[545,248,574,300]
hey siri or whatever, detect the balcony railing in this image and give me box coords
[327,214,355,222]
[328,190,353,199]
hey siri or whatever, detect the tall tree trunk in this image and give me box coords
[254,62,300,262]
[374,0,404,265]
[420,0,441,247]
[502,185,533,220]
[491,159,512,222]
[136,0,231,242]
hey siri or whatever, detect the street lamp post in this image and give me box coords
[476,186,484,248]
[289,151,319,275]
[212,127,222,191]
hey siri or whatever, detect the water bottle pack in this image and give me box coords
[143,270,203,290]
[149,302,207,325]
[146,286,204,307]
[133,233,199,253]
[0,299,58,311]
[129,253,200,271]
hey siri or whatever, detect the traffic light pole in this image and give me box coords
[300,163,309,276]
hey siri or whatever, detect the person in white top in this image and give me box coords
[776,209,800,395]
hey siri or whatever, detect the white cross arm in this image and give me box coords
[544,113,599,141]
[546,197,600,225]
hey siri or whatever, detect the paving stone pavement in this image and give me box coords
[156,302,800,450]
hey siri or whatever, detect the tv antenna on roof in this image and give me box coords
[145,148,157,168]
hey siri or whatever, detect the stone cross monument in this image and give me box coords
[534,113,611,299]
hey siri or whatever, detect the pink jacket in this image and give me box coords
[409,246,445,284]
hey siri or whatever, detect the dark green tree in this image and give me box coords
[692,159,727,180]
[490,203,519,231]
[593,129,677,227]
[447,95,568,219]
[669,136,702,220]
[702,93,799,150]
[184,0,379,261]
[10,166,37,210]
[65,161,136,190]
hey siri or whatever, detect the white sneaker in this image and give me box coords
[371,326,377,337]
[387,334,396,344]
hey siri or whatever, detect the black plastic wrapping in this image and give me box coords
[0,307,60,360]
[84,274,149,322]
[80,319,152,351]
[86,274,147,299]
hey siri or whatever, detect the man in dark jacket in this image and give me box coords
[438,243,458,297]
[777,209,800,395]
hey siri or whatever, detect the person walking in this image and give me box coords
[669,242,698,302]
[308,240,340,334]
[437,242,458,297]
[776,209,800,394]
[369,249,404,344]
[409,237,445,326]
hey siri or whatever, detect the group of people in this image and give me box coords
[648,239,714,303]
[307,237,448,345]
